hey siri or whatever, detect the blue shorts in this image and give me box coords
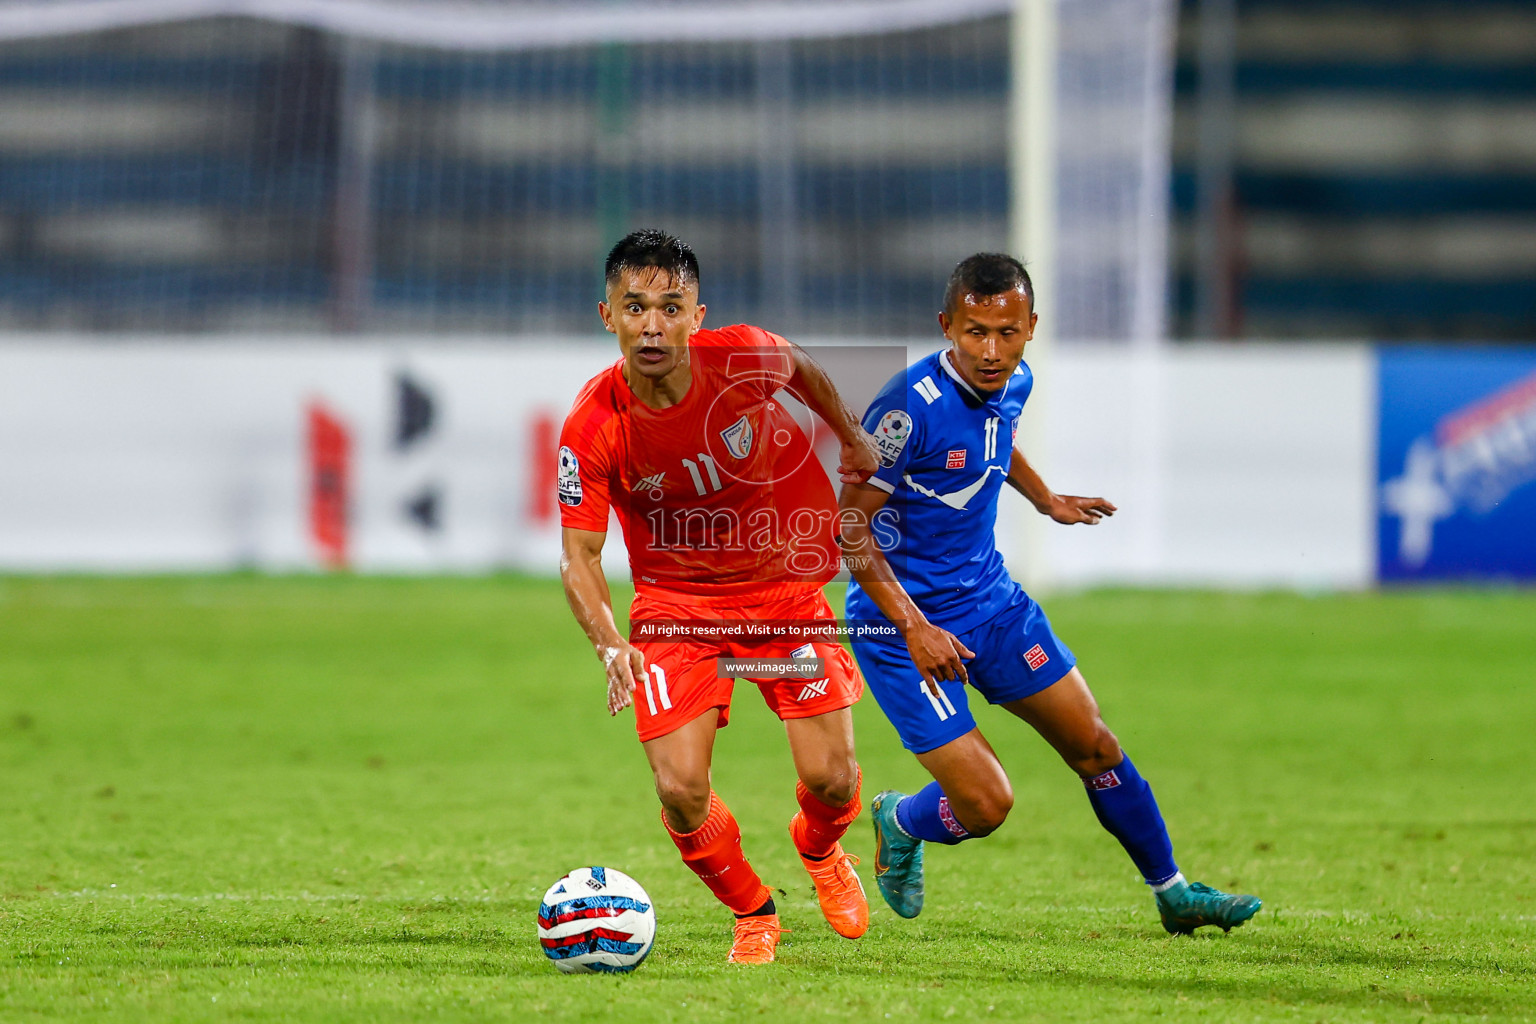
[851,589,1076,754]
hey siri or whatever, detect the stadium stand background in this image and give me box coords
[0,14,1016,337]
[1171,0,1536,341]
[0,1,1531,341]
[4,1,1532,586]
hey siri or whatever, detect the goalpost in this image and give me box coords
[1007,0,1176,591]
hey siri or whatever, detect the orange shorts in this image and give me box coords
[627,588,863,743]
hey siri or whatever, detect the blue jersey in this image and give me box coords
[846,349,1032,632]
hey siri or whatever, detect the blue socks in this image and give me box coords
[894,781,972,845]
[1083,755,1179,886]
[892,754,1180,888]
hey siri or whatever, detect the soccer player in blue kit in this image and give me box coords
[839,253,1262,935]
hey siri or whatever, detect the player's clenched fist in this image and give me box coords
[838,429,881,485]
[600,642,646,716]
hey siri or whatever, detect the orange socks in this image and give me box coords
[790,768,863,859]
[665,776,862,912]
[663,792,772,916]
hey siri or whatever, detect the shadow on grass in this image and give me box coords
[74,941,1520,1017]
[1282,936,1535,979]
[38,912,1531,1017]
[738,941,1523,1018]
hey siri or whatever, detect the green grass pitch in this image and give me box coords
[1,576,1533,1022]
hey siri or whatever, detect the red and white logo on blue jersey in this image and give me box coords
[1024,643,1049,670]
[946,449,966,469]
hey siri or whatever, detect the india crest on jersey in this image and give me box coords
[874,409,913,467]
[719,415,754,458]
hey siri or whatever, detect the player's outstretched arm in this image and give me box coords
[785,344,880,484]
[560,526,645,716]
[839,482,974,693]
[1006,449,1118,525]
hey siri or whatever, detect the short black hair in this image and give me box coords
[943,253,1034,316]
[604,229,700,291]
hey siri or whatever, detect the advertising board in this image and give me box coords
[1378,347,1536,581]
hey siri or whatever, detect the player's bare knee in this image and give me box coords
[652,774,710,829]
[955,779,1013,836]
[1068,724,1123,777]
[802,760,858,807]
[961,792,1013,836]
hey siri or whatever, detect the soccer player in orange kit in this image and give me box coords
[558,230,881,963]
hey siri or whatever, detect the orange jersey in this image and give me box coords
[559,325,839,604]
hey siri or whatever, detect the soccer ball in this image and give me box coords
[537,866,656,974]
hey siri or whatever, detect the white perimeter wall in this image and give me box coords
[1010,342,1376,590]
[0,339,1375,588]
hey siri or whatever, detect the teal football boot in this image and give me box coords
[1155,879,1262,934]
[871,790,924,919]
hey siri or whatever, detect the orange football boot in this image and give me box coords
[727,913,785,964]
[790,814,870,939]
